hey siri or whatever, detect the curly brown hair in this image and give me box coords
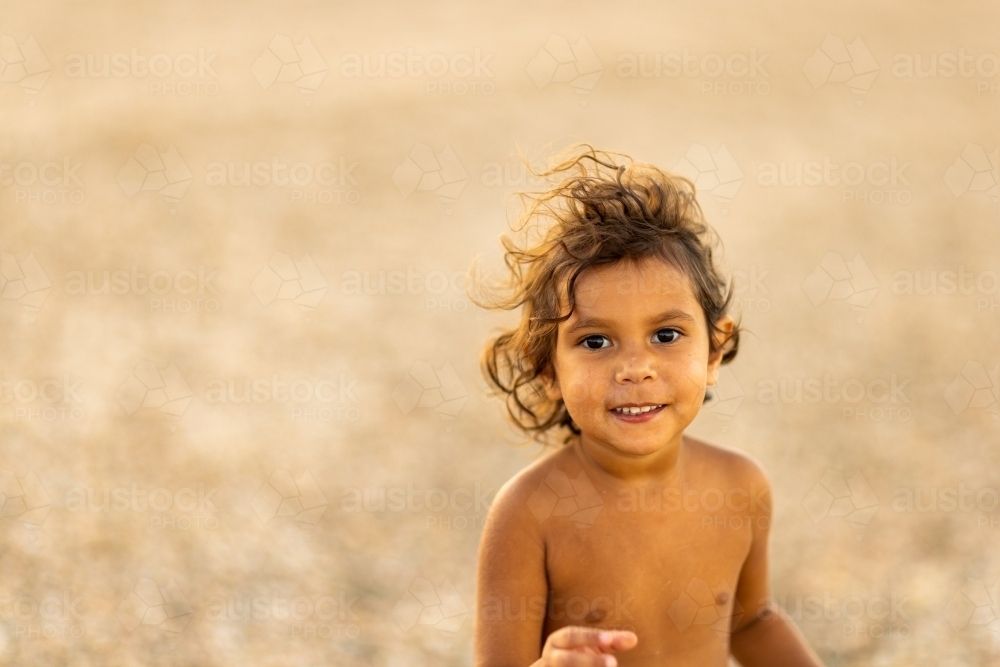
[471,145,741,446]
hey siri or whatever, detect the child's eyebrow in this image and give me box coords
[565,308,696,334]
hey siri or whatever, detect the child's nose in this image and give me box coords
[614,349,657,384]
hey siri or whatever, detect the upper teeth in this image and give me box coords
[614,405,662,414]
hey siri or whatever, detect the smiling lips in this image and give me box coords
[611,404,665,415]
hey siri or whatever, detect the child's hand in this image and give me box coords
[538,627,638,667]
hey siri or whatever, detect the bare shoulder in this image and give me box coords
[481,444,597,552]
[683,434,772,493]
[488,444,580,518]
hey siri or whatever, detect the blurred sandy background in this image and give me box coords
[1,1,999,665]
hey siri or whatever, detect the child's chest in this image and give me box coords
[541,496,754,655]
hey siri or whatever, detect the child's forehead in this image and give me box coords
[571,257,697,301]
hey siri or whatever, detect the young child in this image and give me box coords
[473,147,824,667]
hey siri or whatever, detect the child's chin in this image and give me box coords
[608,438,674,457]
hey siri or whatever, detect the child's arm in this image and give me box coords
[728,467,825,667]
[474,480,636,667]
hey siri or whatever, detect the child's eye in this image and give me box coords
[653,328,682,344]
[579,335,611,350]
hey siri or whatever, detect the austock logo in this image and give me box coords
[802,252,879,322]
[64,47,219,96]
[392,576,469,642]
[802,469,878,537]
[944,144,998,202]
[0,468,51,529]
[706,367,744,429]
[251,470,328,526]
[891,49,1000,94]
[0,252,51,323]
[340,482,492,531]
[668,579,741,636]
[63,265,221,315]
[771,589,911,638]
[203,590,360,640]
[116,577,192,634]
[116,144,193,201]
[0,35,52,93]
[251,253,328,312]
[340,47,494,79]
[116,360,194,417]
[252,35,327,94]
[758,373,911,424]
[1,155,86,205]
[65,482,218,513]
[756,156,912,205]
[204,156,359,204]
[802,38,999,101]
[802,35,879,102]
[392,361,468,420]
[0,589,86,640]
[526,468,603,528]
[944,361,998,419]
[2,374,85,423]
[673,144,743,213]
[616,47,771,97]
[944,579,999,636]
[527,35,603,98]
[340,47,494,96]
[392,144,468,204]
[64,48,218,79]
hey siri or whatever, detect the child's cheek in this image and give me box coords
[560,368,603,407]
[675,355,709,394]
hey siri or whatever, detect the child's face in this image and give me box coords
[547,256,733,458]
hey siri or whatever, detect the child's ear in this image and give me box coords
[706,315,735,387]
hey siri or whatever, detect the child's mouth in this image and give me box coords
[610,404,665,422]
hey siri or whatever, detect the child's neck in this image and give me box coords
[573,432,686,487]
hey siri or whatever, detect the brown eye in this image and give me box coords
[580,335,610,350]
[653,328,681,344]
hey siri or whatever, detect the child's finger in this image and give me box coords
[548,626,637,651]
[548,649,617,667]
[547,626,609,650]
[604,630,638,650]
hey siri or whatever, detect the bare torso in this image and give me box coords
[477,435,768,666]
